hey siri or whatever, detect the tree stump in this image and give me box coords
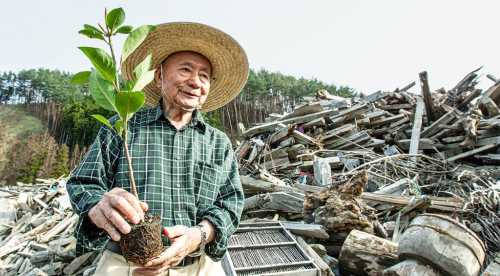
[303,170,378,244]
[339,230,398,276]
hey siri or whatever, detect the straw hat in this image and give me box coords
[122,22,249,113]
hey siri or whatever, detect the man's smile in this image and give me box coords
[179,90,199,97]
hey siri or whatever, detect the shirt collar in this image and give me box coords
[146,100,206,133]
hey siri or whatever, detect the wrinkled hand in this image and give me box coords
[88,187,148,241]
[132,225,202,276]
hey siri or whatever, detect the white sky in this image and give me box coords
[2,0,500,95]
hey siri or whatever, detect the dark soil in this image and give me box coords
[119,213,164,264]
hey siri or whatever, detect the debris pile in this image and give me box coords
[236,68,500,275]
[1,68,500,275]
[0,177,98,276]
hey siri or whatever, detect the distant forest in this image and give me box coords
[0,68,356,148]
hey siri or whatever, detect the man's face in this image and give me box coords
[155,51,211,110]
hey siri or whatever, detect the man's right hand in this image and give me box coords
[88,188,148,241]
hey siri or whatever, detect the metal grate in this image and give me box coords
[223,222,320,276]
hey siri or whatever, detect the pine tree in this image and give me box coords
[50,144,69,178]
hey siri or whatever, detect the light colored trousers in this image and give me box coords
[93,250,226,276]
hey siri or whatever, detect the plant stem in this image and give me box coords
[108,36,120,90]
[122,131,138,200]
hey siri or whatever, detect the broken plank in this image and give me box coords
[263,192,304,213]
[420,71,437,122]
[361,192,461,213]
[16,194,32,212]
[356,117,370,126]
[442,136,466,143]
[242,108,339,138]
[293,130,317,145]
[324,131,369,150]
[263,156,290,170]
[387,196,432,220]
[278,137,295,148]
[267,125,296,145]
[378,104,414,110]
[420,109,460,138]
[280,103,324,121]
[365,110,388,120]
[397,138,444,150]
[447,144,497,162]
[261,148,288,161]
[371,127,389,136]
[479,97,500,118]
[256,169,287,186]
[480,81,500,106]
[443,136,500,150]
[243,194,272,211]
[329,104,369,122]
[304,117,326,129]
[374,178,412,195]
[389,117,410,129]
[63,251,95,276]
[359,91,391,103]
[282,222,330,239]
[39,214,78,243]
[335,136,371,150]
[408,97,425,165]
[287,144,307,159]
[457,89,481,110]
[294,236,333,276]
[240,175,306,194]
[292,183,323,193]
[322,124,356,140]
[365,114,405,128]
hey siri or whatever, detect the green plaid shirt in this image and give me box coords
[67,102,243,261]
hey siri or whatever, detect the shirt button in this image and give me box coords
[177,214,182,218]
[176,184,180,187]
[176,156,180,160]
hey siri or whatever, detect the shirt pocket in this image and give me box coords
[193,161,222,205]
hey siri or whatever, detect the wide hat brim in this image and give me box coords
[122,22,249,113]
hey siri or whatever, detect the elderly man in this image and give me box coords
[67,22,249,276]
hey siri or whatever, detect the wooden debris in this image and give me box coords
[339,230,399,276]
[6,67,500,274]
[303,171,378,243]
[383,259,443,276]
[282,222,329,239]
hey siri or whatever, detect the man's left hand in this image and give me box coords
[131,225,201,276]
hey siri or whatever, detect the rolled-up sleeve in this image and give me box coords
[66,123,121,256]
[196,142,244,261]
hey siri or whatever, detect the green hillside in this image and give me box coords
[0,105,46,165]
[0,105,46,139]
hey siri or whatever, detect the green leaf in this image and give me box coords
[134,53,153,79]
[124,80,136,91]
[84,24,103,34]
[79,47,116,83]
[106,8,125,33]
[115,120,125,135]
[115,25,133,34]
[91,114,112,129]
[121,25,158,63]
[70,71,91,84]
[88,68,117,112]
[79,29,106,41]
[133,70,156,91]
[116,91,145,122]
